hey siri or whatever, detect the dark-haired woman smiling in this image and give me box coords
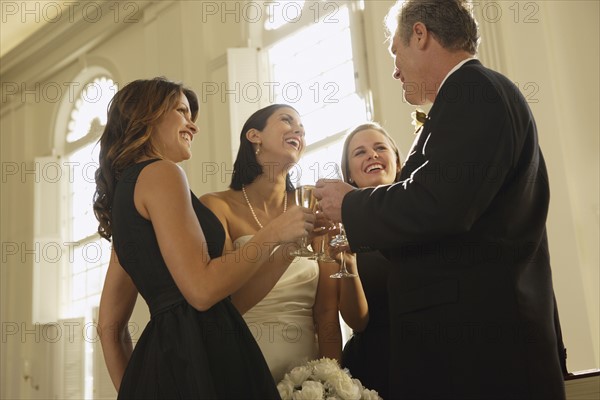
[94,78,313,398]
[201,104,342,382]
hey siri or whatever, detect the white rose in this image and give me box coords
[277,379,295,400]
[360,389,382,400]
[312,359,342,383]
[332,374,361,400]
[292,392,304,400]
[287,366,312,386]
[293,381,324,400]
[352,379,364,392]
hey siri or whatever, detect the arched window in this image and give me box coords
[62,75,117,319]
[34,70,118,399]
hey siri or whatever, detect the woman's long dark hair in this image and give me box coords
[230,104,297,192]
[93,77,198,241]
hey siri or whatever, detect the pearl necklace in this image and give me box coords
[241,184,287,229]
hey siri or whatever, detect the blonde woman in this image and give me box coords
[337,123,401,399]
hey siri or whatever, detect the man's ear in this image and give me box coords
[413,22,429,49]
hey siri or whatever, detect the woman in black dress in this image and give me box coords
[93,77,314,399]
[338,123,402,399]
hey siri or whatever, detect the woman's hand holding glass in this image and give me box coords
[328,222,357,278]
[269,205,316,244]
[309,207,357,278]
[311,166,357,277]
[291,184,319,257]
[312,210,337,262]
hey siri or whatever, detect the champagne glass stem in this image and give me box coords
[330,251,356,278]
[317,232,335,262]
[342,255,356,276]
[329,223,357,278]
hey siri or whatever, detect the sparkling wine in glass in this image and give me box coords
[315,225,336,262]
[329,223,357,278]
[291,185,318,258]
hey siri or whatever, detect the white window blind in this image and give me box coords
[59,317,85,399]
[32,155,64,324]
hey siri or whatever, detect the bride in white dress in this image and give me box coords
[235,235,319,380]
[201,104,341,382]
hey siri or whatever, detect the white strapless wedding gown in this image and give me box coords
[234,235,319,382]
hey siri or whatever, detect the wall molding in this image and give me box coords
[1,1,154,83]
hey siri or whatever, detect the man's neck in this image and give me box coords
[427,50,475,103]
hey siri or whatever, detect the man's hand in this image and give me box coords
[314,179,355,223]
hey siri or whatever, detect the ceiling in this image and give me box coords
[0,1,66,58]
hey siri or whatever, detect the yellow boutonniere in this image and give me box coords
[411,109,427,135]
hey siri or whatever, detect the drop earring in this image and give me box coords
[255,144,261,155]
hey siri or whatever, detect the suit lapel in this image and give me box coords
[400,59,483,179]
[401,121,430,180]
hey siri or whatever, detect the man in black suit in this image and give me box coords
[315,0,566,398]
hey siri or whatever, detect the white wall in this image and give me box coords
[1,1,598,398]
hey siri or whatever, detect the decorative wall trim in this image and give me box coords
[0,1,154,82]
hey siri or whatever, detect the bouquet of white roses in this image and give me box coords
[277,357,382,400]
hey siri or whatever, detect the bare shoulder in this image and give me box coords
[199,190,242,237]
[138,159,187,187]
[202,189,256,239]
[200,190,237,213]
[135,160,190,219]
[200,189,230,201]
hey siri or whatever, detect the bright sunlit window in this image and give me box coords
[66,77,116,143]
[264,0,306,30]
[64,141,111,317]
[61,75,116,399]
[264,2,369,185]
[63,77,116,318]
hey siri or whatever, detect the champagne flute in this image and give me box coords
[314,212,336,262]
[329,224,357,278]
[291,184,318,258]
[315,162,356,277]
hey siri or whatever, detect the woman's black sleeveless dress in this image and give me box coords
[341,250,391,399]
[112,159,280,399]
